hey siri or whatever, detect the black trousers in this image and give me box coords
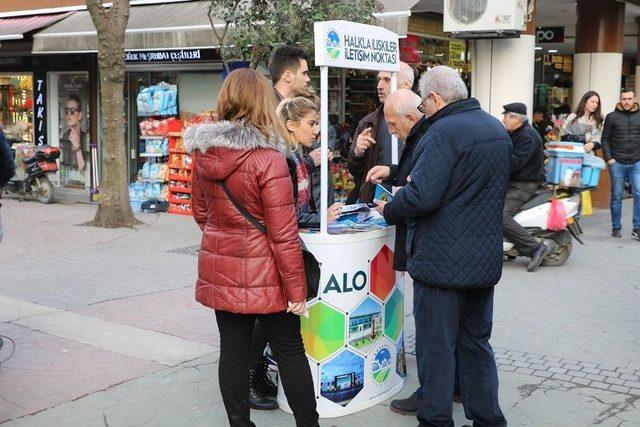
[503,182,540,256]
[215,310,318,427]
[248,320,268,370]
[414,283,506,427]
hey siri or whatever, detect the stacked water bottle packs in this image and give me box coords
[136,82,178,117]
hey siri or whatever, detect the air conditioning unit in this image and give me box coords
[443,0,527,38]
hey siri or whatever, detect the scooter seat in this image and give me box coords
[520,189,554,211]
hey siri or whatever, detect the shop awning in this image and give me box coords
[375,0,420,37]
[0,12,72,41]
[32,1,222,53]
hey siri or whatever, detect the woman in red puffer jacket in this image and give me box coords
[186,68,318,427]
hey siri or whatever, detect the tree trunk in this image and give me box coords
[86,0,139,228]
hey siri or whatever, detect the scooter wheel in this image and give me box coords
[33,177,55,204]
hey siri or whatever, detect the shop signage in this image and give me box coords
[448,40,466,69]
[314,20,399,72]
[34,72,46,146]
[536,27,564,43]
[399,35,420,64]
[124,48,218,64]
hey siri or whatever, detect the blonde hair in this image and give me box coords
[276,96,318,150]
[216,68,288,147]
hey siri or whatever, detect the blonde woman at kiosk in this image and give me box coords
[186,69,318,427]
[278,96,343,228]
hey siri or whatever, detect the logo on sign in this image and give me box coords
[323,271,367,294]
[371,345,392,385]
[326,29,341,60]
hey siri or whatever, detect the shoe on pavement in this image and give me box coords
[612,228,622,238]
[255,356,278,398]
[248,369,278,410]
[527,244,549,272]
[390,392,419,415]
[632,229,640,240]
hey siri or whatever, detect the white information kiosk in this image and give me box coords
[277,20,406,418]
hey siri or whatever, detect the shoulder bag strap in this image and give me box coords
[216,180,267,235]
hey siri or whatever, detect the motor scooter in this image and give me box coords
[4,145,60,204]
[504,188,584,266]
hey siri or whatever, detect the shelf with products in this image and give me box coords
[166,133,193,216]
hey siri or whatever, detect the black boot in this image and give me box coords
[255,356,278,398]
[390,392,419,415]
[248,369,278,410]
[527,243,549,272]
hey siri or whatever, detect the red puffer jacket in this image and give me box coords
[185,121,306,314]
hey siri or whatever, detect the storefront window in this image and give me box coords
[0,74,34,144]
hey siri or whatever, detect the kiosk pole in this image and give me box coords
[320,65,329,235]
[390,73,398,165]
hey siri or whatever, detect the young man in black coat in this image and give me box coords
[502,103,548,271]
[375,66,509,427]
[601,89,640,239]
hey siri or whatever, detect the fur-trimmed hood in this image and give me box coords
[184,121,278,154]
[184,121,282,182]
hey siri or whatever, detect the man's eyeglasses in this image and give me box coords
[417,95,429,114]
[64,107,80,115]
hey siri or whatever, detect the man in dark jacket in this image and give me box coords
[601,89,640,239]
[1,127,16,244]
[347,62,414,203]
[376,66,509,427]
[502,102,548,271]
[366,89,425,272]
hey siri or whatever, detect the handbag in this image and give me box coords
[215,180,320,301]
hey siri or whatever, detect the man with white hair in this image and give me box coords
[367,89,426,272]
[375,66,509,427]
[347,61,415,203]
[501,102,547,272]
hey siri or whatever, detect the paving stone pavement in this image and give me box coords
[1,198,639,426]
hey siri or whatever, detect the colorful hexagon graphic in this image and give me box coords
[371,345,393,384]
[301,301,345,362]
[384,287,404,342]
[348,296,383,355]
[370,245,395,302]
[320,349,365,407]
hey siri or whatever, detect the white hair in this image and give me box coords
[398,62,415,89]
[418,66,468,103]
[386,89,422,117]
[507,112,528,123]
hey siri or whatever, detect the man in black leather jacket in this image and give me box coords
[502,103,548,272]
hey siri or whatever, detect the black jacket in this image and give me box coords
[601,103,640,164]
[347,106,392,203]
[383,116,430,271]
[384,98,511,289]
[508,122,543,183]
[286,154,335,229]
[0,130,16,188]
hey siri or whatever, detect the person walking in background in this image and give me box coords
[601,89,640,239]
[375,66,509,427]
[347,61,415,203]
[185,69,318,427]
[277,96,343,228]
[532,106,552,141]
[563,91,603,154]
[501,103,548,272]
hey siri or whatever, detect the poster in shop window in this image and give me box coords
[58,73,90,187]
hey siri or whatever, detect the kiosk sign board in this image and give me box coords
[314,20,400,72]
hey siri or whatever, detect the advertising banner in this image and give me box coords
[278,230,405,417]
[57,73,90,188]
[314,20,399,72]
